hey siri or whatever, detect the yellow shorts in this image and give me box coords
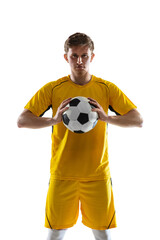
[45,178,117,230]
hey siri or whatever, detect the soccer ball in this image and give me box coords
[62,96,98,133]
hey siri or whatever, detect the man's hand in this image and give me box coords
[53,98,72,124]
[88,97,143,128]
[17,98,72,129]
[88,97,108,121]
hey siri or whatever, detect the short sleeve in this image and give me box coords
[108,82,137,115]
[24,82,53,117]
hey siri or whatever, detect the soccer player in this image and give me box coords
[17,32,143,240]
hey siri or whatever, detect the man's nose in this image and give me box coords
[77,57,82,64]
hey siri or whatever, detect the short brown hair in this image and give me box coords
[64,32,94,54]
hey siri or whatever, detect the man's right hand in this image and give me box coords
[53,98,72,124]
[17,98,72,129]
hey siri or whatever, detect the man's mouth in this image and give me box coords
[76,65,84,69]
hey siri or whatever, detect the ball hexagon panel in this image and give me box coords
[81,121,93,132]
[77,96,89,102]
[66,107,80,121]
[77,101,91,113]
[68,120,82,131]
[89,111,98,123]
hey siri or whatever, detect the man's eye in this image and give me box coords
[71,54,88,58]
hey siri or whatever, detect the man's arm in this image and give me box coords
[17,98,71,129]
[88,97,143,128]
[17,109,56,129]
[106,108,143,127]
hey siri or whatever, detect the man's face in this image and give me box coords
[64,45,95,74]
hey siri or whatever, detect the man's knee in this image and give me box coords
[92,229,111,240]
[47,228,67,240]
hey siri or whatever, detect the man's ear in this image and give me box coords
[64,54,69,63]
[90,53,95,62]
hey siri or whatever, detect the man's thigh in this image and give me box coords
[45,179,79,229]
[79,178,117,230]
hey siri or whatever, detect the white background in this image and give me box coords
[0,0,160,240]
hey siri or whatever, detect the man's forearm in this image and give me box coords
[105,109,143,127]
[17,111,57,129]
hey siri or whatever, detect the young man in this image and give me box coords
[17,32,143,240]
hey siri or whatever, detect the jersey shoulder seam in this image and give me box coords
[50,76,69,91]
[94,77,111,90]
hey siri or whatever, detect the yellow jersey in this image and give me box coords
[25,75,137,181]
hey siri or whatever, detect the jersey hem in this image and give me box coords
[50,174,111,181]
[44,222,76,230]
[82,220,117,230]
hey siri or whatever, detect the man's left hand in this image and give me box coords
[88,97,108,122]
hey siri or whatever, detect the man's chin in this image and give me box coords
[72,68,87,75]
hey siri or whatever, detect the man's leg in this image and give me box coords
[92,229,111,240]
[47,229,67,240]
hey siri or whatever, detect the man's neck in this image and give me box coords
[70,72,92,86]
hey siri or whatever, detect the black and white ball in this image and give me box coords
[62,96,98,133]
